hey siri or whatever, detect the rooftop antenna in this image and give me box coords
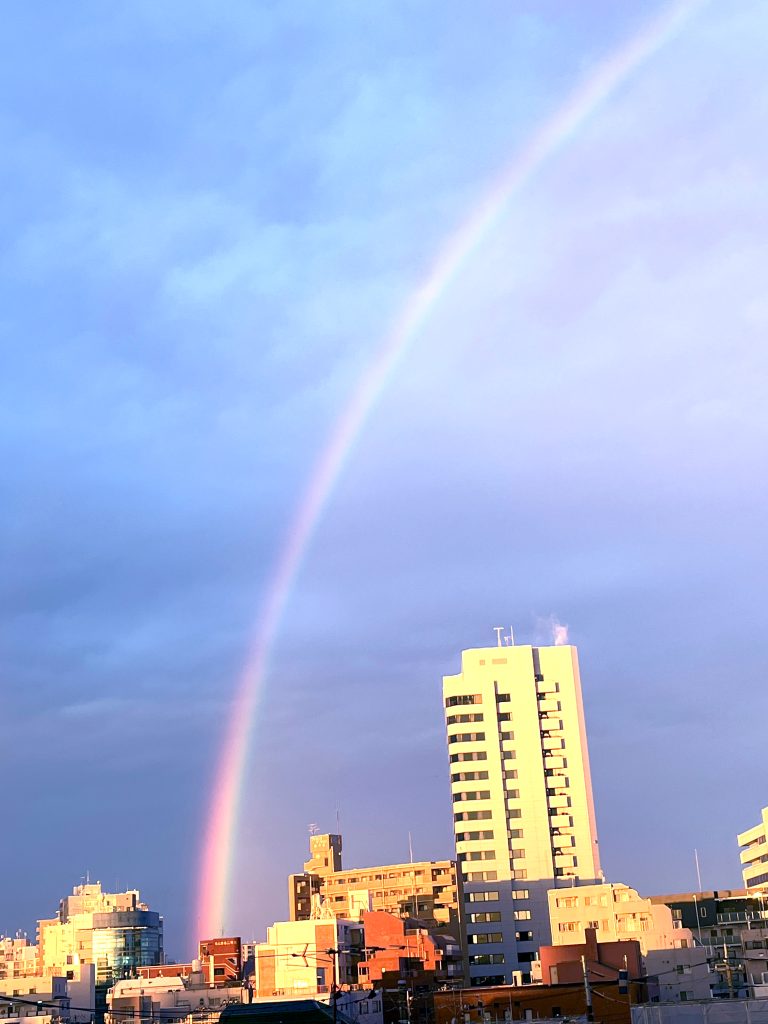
[493,627,504,647]
[504,628,515,646]
[336,805,341,836]
[694,849,703,892]
[308,823,319,836]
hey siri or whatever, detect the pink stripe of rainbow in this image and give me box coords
[195,0,707,945]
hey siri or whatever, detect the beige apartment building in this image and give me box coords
[548,882,694,955]
[289,834,463,937]
[0,935,39,979]
[738,807,768,892]
[443,639,602,986]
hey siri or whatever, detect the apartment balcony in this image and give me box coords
[741,846,767,865]
[551,834,575,849]
[547,778,568,792]
[548,794,569,809]
[554,854,577,869]
[550,813,571,828]
[536,680,558,694]
[544,755,566,769]
[539,716,563,731]
[541,736,565,751]
[538,699,560,714]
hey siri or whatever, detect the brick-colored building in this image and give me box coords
[538,927,642,985]
[435,980,640,1024]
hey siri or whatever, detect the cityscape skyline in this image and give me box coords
[2,0,768,965]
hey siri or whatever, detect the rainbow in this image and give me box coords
[195,0,707,944]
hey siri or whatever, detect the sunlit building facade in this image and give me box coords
[37,883,163,983]
[738,807,768,892]
[289,833,463,938]
[548,882,693,955]
[443,640,601,985]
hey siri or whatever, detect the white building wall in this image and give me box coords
[443,642,601,985]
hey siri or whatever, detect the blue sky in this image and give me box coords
[1,0,767,957]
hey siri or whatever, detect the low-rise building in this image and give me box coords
[251,914,364,999]
[0,962,93,1024]
[0,974,69,1024]
[549,884,694,956]
[644,947,715,1003]
[632,1000,768,1024]
[536,927,643,985]
[107,967,243,1024]
[434,980,639,1024]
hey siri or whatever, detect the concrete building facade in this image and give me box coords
[549,882,694,956]
[442,640,602,985]
[739,810,768,893]
[251,916,363,999]
[0,937,38,980]
[288,834,463,939]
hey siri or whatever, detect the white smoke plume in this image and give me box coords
[551,619,569,646]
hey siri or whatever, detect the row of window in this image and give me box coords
[445,694,481,707]
[450,750,487,763]
[453,790,491,802]
[466,891,499,902]
[460,851,495,862]
[448,731,486,743]
[469,954,505,965]
[468,932,503,944]
[457,830,494,842]
[455,810,492,822]
[446,712,484,725]
[452,770,489,782]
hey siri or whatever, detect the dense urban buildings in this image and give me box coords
[37,882,163,983]
[288,832,464,939]
[738,808,768,892]
[443,639,601,985]
[4,637,768,1024]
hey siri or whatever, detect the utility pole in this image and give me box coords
[581,956,594,1023]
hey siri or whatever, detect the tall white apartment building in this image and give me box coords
[443,638,601,986]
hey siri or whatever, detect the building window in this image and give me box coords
[469,912,502,924]
[452,790,492,802]
[445,695,482,707]
[454,810,493,822]
[452,771,490,782]
[468,932,503,944]
[512,890,529,900]
[450,751,488,763]
[509,809,522,819]
[469,954,505,965]
[448,732,486,744]
[515,910,532,921]
[447,713,485,725]
[516,931,533,942]
[466,871,498,882]
[466,891,500,903]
